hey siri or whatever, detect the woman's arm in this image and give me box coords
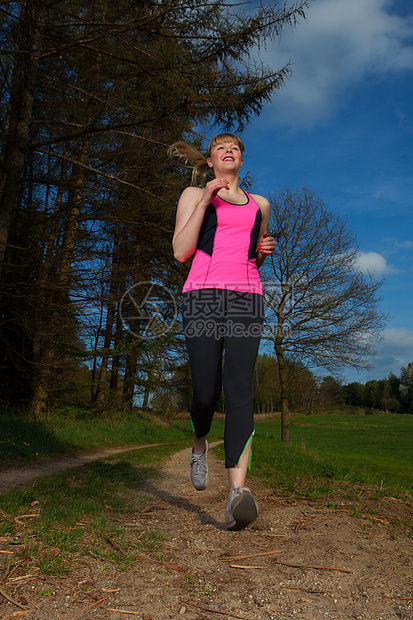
[252,194,276,268]
[172,178,229,263]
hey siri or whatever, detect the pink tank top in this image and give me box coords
[182,192,263,295]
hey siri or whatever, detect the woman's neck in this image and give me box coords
[217,171,241,195]
[217,186,247,204]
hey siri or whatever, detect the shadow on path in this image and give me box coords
[143,478,226,531]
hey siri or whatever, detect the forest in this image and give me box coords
[0,0,309,415]
[1,0,410,420]
[156,353,412,416]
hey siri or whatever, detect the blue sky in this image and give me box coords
[235,0,413,384]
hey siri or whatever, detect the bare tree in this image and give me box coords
[262,186,388,443]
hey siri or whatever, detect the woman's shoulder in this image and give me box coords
[249,193,270,211]
[179,185,204,202]
[181,186,204,197]
[177,185,204,206]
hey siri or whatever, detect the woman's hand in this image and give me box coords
[200,177,229,206]
[258,231,276,256]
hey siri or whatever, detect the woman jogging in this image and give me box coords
[170,134,275,530]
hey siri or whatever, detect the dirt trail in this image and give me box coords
[0,444,412,619]
[0,444,162,488]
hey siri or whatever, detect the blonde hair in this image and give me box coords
[168,133,245,187]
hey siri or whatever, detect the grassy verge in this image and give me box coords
[0,443,189,581]
[0,408,192,467]
[174,413,413,496]
[252,414,413,495]
[177,413,413,533]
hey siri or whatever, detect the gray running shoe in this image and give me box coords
[190,441,208,491]
[225,484,258,530]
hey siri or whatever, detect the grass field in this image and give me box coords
[252,414,413,497]
[2,410,411,498]
[176,413,413,497]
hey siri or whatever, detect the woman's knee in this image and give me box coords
[192,391,219,416]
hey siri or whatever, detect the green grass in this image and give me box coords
[0,416,192,579]
[251,414,413,495]
[176,413,413,496]
[0,408,192,467]
[0,442,187,577]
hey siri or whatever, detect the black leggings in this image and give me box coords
[182,289,264,468]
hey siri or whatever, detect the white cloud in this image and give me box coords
[355,251,400,276]
[260,0,413,127]
[343,326,413,382]
[369,327,413,377]
[384,237,413,250]
[398,240,413,249]
[378,327,413,356]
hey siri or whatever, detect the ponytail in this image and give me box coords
[168,133,245,187]
[167,141,209,187]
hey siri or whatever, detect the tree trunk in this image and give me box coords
[109,288,126,396]
[31,156,67,377]
[0,0,48,273]
[30,345,53,419]
[142,344,160,410]
[29,140,89,416]
[122,345,138,409]
[109,324,121,394]
[90,277,105,403]
[96,226,121,404]
[274,341,289,443]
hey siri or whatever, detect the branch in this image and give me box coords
[35,148,170,204]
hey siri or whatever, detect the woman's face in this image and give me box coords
[207,141,243,173]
